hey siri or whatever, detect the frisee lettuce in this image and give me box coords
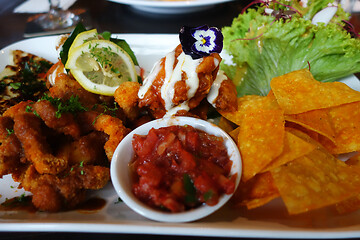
[221,1,360,97]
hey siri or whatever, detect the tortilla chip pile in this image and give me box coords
[220,69,360,215]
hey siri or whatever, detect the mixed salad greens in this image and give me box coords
[221,0,360,96]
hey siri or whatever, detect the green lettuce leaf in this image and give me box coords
[221,2,360,97]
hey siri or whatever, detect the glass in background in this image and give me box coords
[35,0,80,30]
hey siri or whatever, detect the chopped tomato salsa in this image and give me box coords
[130,125,236,212]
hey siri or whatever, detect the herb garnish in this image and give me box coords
[183,174,198,204]
[203,190,213,202]
[0,81,6,92]
[91,102,119,125]
[5,128,14,136]
[41,94,88,118]
[1,193,31,207]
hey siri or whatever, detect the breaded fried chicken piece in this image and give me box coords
[57,131,108,167]
[2,100,32,119]
[0,116,14,143]
[74,111,129,161]
[22,165,110,212]
[33,100,81,139]
[207,71,238,112]
[114,81,140,121]
[0,116,26,179]
[93,114,130,161]
[138,44,221,118]
[13,113,67,175]
[48,63,99,108]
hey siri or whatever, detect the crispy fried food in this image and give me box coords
[138,45,221,118]
[2,100,32,119]
[58,131,108,166]
[206,70,238,113]
[0,48,131,212]
[22,165,110,212]
[93,114,129,161]
[0,116,26,179]
[33,100,81,139]
[48,61,100,108]
[114,81,140,121]
[13,113,68,175]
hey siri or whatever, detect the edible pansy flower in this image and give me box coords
[179,25,223,59]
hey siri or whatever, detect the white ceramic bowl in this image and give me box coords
[110,116,242,222]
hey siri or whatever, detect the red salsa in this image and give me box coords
[130,125,236,213]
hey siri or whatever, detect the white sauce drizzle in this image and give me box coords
[138,59,162,99]
[47,63,66,86]
[139,49,220,117]
[207,70,227,108]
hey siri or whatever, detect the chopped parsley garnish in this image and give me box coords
[1,193,31,207]
[41,94,88,118]
[91,102,119,125]
[17,61,48,98]
[5,128,14,136]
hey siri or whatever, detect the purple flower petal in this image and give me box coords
[179,25,223,59]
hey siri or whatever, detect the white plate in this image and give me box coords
[107,0,234,14]
[0,35,360,238]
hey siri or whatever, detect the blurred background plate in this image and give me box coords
[107,0,234,14]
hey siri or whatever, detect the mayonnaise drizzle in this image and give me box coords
[47,63,66,86]
[138,58,162,99]
[207,70,227,108]
[139,49,219,117]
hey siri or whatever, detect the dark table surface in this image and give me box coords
[0,0,360,239]
[0,0,248,49]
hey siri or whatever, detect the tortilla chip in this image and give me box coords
[238,109,285,182]
[346,153,360,166]
[218,116,236,133]
[270,69,360,114]
[286,127,327,150]
[285,121,322,142]
[335,153,360,214]
[232,172,279,209]
[229,127,240,144]
[261,130,316,173]
[271,149,360,215]
[285,108,336,144]
[220,94,280,126]
[319,101,360,154]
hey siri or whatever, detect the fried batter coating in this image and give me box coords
[0,51,127,212]
[22,165,110,212]
[93,114,129,161]
[0,116,26,179]
[13,113,67,175]
[2,100,32,119]
[211,78,238,112]
[33,100,81,139]
[114,81,140,121]
[48,62,99,108]
[0,116,14,143]
[58,131,108,167]
[138,45,221,118]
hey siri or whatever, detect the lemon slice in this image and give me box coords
[68,29,99,57]
[65,39,137,96]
